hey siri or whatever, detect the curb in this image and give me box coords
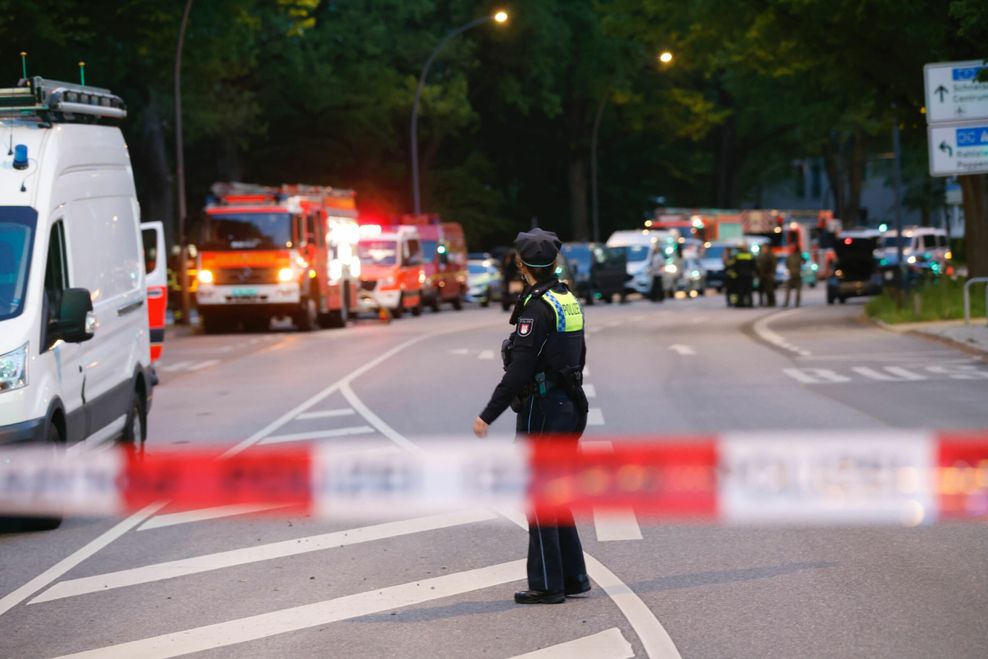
[862,311,988,360]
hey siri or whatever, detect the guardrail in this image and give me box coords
[963,277,988,326]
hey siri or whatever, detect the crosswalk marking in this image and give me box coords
[54,560,526,659]
[295,408,356,420]
[259,425,375,445]
[31,510,498,605]
[851,366,924,382]
[584,384,597,398]
[138,504,291,532]
[783,368,851,384]
[511,628,634,659]
[784,364,988,385]
[587,408,605,426]
[583,441,642,542]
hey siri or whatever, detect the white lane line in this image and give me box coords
[511,628,633,659]
[259,426,375,445]
[222,322,491,458]
[583,442,642,542]
[31,509,497,605]
[341,388,680,658]
[752,309,812,357]
[478,349,495,360]
[55,560,526,659]
[157,360,192,372]
[138,504,291,531]
[295,408,355,420]
[187,359,220,372]
[667,344,696,356]
[587,408,605,426]
[0,503,165,617]
[782,368,852,384]
[584,384,597,399]
[449,348,469,355]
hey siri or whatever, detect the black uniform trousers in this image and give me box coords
[516,388,589,594]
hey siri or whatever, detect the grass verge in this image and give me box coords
[865,277,987,324]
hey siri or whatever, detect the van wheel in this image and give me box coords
[19,422,65,531]
[122,386,147,447]
[451,295,463,311]
[392,293,404,319]
[411,297,423,317]
[296,298,318,332]
[480,287,491,308]
[429,296,440,313]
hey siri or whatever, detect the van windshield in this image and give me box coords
[623,245,650,262]
[881,235,910,249]
[201,212,293,250]
[358,240,398,265]
[0,207,37,322]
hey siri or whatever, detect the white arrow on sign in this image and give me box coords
[924,60,988,124]
[667,344,696,356]
[928,120,988,177]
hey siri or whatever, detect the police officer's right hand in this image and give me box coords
[473,417,489,439]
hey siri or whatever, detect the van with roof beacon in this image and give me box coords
[0,75,154,526]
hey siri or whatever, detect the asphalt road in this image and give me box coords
[2,287,988,658]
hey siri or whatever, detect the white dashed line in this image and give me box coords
[478,349,495,360]
[586,408,605,426]
[583,441,643,542]
[584,384,597,398]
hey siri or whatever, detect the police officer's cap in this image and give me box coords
[514,228,561,268]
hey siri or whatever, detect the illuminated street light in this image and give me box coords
[659,50,673,64]
[410,11,510,214]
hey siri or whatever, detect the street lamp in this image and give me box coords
[410,9,509,214]
[175,0,193,325]
[591,50,674,243]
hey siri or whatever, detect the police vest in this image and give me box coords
[523,285,585,389]
[525,288,584,333]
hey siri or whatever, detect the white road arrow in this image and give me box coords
[667,344,696,356]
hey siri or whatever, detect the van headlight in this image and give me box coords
[0,343,28,393]
[278,267,296,283]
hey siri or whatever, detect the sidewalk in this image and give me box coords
[874,316,988,357]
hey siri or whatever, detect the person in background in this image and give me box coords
[783,244,804,307]
[756,245,777,307]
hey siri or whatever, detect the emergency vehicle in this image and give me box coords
[0,76,153,529]
[399,214,468,311]
[357,223,425,317]
[141,221,167,363]
[196,183,361,333]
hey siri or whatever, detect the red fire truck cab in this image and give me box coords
[398,214,468,311]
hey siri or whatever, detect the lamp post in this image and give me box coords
[175,0,193,324]
[591,50,673,243]
[410,10,509,214]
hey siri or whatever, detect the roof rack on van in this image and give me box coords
[0,77,126,122]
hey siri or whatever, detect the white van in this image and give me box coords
[0,78,152,470]
[605,229,676,301]
[878,226,951,273]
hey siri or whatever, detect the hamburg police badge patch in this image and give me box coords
[517,318,534,336]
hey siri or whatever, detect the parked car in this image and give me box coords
[827,235,882,304]
[561,242,628,304]
[700,241,731,292]
[678,257,707,296]
[606,230,673,301]
[467,258,502,307]
[877,226,951,275]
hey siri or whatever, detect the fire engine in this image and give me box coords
[356,222,425,318]
[398,214,468,311]
[196,183,361,333]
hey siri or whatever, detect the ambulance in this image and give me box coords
[141,221,167,363]
[399,214,468,311]
[196,183,361,333]
[357,223,425,317]
[0,76,153,524]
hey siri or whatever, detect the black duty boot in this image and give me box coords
[514,590,565,604]
[564,577,591,597]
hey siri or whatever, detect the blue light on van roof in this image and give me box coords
[12,144,28,170]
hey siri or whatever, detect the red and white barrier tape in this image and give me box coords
[2,432,987,525]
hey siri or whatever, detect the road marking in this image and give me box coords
[851,366,925,382]
[259,425,375,445]
[511,628,633,659]
[587,408,605,426]
[752,309,811,357]
[55,560,527,659]
[0,503,165,618]
[689,316,706,324]
[583,366,591,377]
[138,504,291,531]
[478,349,495,360]
[583,441,642,542]
[667,344,696,356]
[584,384,597,398]
[449,348,469,355]
[295,408,356,420]
[340,382,681,659]
[158,359,219,373]
[782,368,852,384]
[32,510,497,605]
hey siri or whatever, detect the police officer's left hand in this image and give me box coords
[473,417,489,439]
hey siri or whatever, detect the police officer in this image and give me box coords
[473,228,590,605]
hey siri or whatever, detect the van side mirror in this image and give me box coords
[54,288,96,343]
